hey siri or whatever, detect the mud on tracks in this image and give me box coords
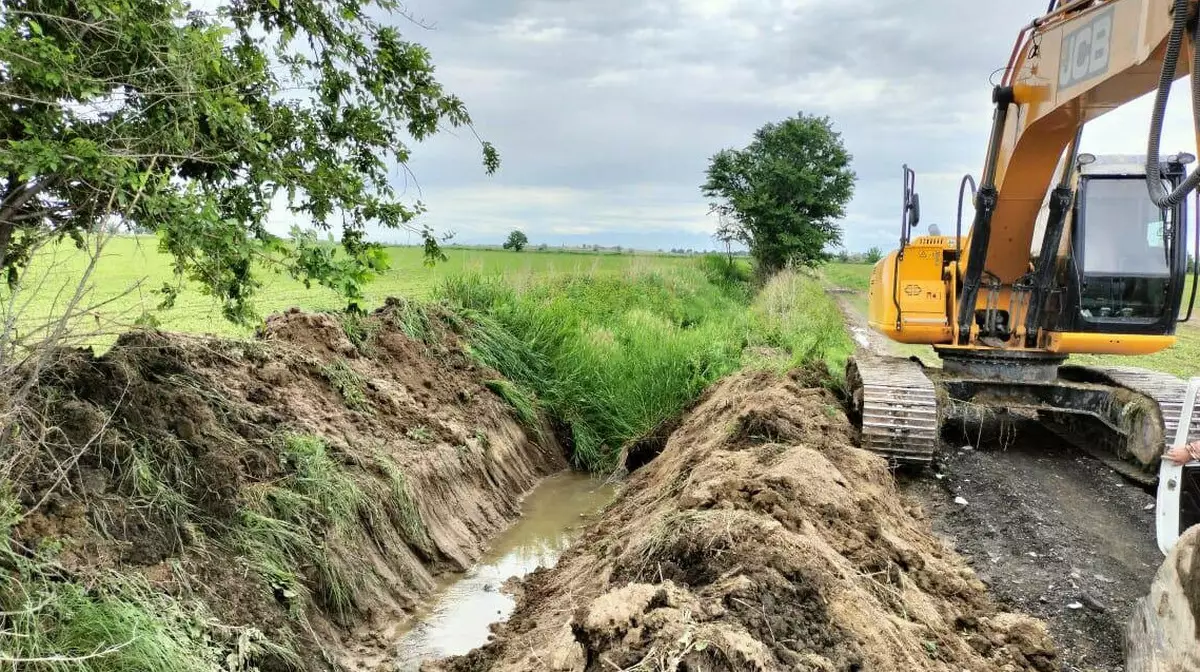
[428,368,1060,672]
[9,299,565,667]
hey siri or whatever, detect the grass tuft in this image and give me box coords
[231,434,370,623]
[482,379,540,429]
[320,358,368,411]
[0,553,298,671]
[115,442,198,545]
[373,452,432,554]
[279,434,364,527]
[383,297,436,343]
[339,309,381,355]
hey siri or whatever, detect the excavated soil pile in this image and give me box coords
[430,368,1059,672]
[10,299,564,667]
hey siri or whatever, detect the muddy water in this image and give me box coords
[389,471,615,670]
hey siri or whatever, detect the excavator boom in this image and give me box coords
[970,0,1186,286]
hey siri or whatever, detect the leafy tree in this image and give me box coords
[0,0,498,323]
[865,246,884,264]
[702,113,855,274]
[502,230,528,252]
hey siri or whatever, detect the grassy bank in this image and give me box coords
[440,259,852,471]
[823,261,1200,377]
[0,304,572,671]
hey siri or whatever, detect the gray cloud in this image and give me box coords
[358,0,1198,252]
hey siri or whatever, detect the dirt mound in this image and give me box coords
[8,299,564,668]
[429,368,1059,672]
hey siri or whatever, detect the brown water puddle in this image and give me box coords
[388,470,616,670]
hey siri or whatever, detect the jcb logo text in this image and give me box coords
[1059,7,1113,89]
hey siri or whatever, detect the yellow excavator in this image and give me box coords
[847,0,1200,555]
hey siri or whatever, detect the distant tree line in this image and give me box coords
[833,247,884,264]
[494,230,744,256]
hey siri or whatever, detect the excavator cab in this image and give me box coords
[1043,154,1192,337]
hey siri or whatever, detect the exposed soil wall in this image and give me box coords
[429,368,1060,672]
[8,299,565,668]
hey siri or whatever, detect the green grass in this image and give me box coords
[320,358,368,411]
[822,262,1200,378]
[749,270,855,374]
[231,434,407,625]
[15,235,690,342]
[439,260,847,472]
[372,452,431,554]
[822,262,874,293]
[0,514,296,672]
[482,379,539,429]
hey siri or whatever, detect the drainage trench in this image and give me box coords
[387,470,616,670]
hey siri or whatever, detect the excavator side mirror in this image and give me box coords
[901,164,920,248]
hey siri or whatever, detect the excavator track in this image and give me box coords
[965,364,1200,487]
[1082,366,1200,448]
[846,354,940,465]
[846,358,1200,477]
[1047,365,1200,485]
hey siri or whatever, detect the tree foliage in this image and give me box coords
[502,229,528,252]
[865,246,883,264]
[0,0,498,323]
[702,113,854,274]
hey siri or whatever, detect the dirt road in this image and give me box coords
[903,428,1159,672]
[833,292,1162,672]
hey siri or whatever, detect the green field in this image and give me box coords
[823,261,1200,378]
[18,236,690,340]
[822,262,874,293]
[9,234,855,471]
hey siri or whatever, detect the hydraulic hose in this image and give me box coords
[1146,0,1200,207]
[955,173,977,269]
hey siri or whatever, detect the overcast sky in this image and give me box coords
[348,0,1200,253]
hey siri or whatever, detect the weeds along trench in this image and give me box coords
[0,257,860,670]
[433,260,855,472]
